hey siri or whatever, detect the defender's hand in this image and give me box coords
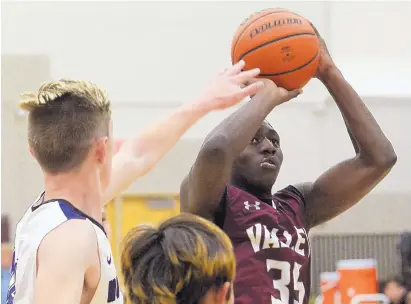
[196,60,264,111]
[310,23,337,80]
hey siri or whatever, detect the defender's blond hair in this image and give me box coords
[21,79,111,173]
[121,213,236,304]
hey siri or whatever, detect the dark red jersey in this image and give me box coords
[216,185,311,304]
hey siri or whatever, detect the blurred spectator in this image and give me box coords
[381,276,411,304]
[399,232,411,290]
[1,245,13,304]
[1,216,10,244]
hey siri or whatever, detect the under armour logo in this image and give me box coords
[244,201,261,210]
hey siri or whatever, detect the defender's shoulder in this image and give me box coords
[38,219,97,267]
[41,220,96,250]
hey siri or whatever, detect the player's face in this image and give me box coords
[232,122,283,192]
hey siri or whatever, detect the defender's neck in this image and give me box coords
[43,169,102,223]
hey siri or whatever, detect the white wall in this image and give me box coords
[2,1,411,233]
[3,1,410,104]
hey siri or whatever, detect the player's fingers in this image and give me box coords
[234,68,261,84]
[226,60,246,76]
[283,89,303,102]
[238,81,265,98]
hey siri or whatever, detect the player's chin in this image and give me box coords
[259,167,279,184]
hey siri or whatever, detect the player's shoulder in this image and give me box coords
[41,219,96,249]
[19,197,91,234]
[38,219,97,264]
[273,184,306,206]
[32,197,88,219]
[36,220,98,283]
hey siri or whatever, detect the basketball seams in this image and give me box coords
[231,10,290,62]
[238,32,316,62]
[259,51,319,77]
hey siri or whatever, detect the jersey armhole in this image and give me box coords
[213,186,228,230]
[284,185,310,231]
[285,185,306,207]
[36,219,98,277]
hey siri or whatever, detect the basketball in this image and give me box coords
[231,9,320,90]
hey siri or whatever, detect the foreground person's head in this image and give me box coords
[121,213,236,304]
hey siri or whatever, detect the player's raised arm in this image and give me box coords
[295,25,397,229]
[180,79,301,220]
[33,220,97,304]
[102,61,263,204]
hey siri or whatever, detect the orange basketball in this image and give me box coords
[231,8,320,90]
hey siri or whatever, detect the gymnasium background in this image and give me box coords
[2,0,411,300]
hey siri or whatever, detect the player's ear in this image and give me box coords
[213,282,233,304]
[29,146,35,158]
[226,282,234,304]
[94,136,110,165]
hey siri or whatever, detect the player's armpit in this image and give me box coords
[34,220,97,304]
[180,137,232,221]
[295,155,396,229]
[297,65,396,229]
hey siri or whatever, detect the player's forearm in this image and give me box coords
[320,67,396,167]
[204,91,277,158]
[102,100,211,204]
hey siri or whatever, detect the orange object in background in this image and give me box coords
[337,259,378,304]
[114,139,124,154]
[320,272,340,304]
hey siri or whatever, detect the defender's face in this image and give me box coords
[232,122,283,190]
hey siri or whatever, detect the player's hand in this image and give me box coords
[249,78,302,106]
[310,22,337,80]
[197,60,265,111]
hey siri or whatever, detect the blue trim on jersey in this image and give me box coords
[56,200,106,236]
[32,198,106,236]
[6,250,17,304]
[58,201,87,220]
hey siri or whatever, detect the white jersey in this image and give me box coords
[6,193,123,304]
